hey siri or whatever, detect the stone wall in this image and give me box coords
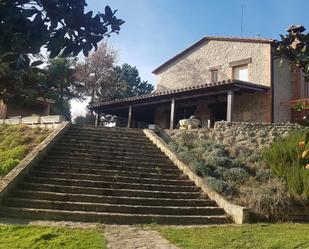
[155,39,272,92]
[166,121,301,150]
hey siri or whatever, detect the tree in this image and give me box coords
[45,57,81,120]
[94,63,154,102]
[273,25,309,78]
[113,63,155,98]
[75,42,118,104]
[0,1,124,102]
[95,63,155,127]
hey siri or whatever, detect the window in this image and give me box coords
[233,65,248,81]
[211,70,218,82]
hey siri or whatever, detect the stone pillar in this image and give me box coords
[127,105,132,128]
[170,98,175,129]
[227,90,234,122]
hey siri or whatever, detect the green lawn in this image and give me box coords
[158,224,309,249]
[0,225,107,249]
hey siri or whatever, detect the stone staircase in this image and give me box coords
[0,125,229,224]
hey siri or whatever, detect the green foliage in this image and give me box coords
[205,176,235,196]
[158,224,309,249]
[0,125,50,177]
[273,25,309,78]
[0,1,124,102]
[262,130,309,198]
[113,63,155,98]
[0,225,107,249]
[92,63,154,127]
[44,57,83,120]
[93,63,155,103]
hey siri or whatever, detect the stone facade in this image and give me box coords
[166,121,301,150]
[152,37,309,125]
[156,39,272,92]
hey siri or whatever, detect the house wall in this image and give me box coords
[6,104,50,118]
[154,105,169,129]
[0,100,52,119]
[273,59,292,122]
[155,40,272,92]
[233,92,272,122]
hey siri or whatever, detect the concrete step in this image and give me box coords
[66,130,146,139]
[5,198,225,216]
[34,165,185,180]
[18,182,202,199]
[23,176,199,192]
[29,170,192,186]
[42,156,175,168]
[12,190,216,207]
[61,135,153,145]
[56,142,158,151]
[0,206,229,224]
[70,125,144,134]
[37,160,180,174]
[50,147,168,160]
[48,151,171,163]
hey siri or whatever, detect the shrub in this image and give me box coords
[204,156,232,168]
[222,167,249,184]
[238,178,292,219]
[0,158,21,176]
[205,176,235,196]
[262,129,309,199]
[192,161,213,177]
[255,168,272,181]
[169,131,295,219]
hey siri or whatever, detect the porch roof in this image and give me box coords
[89,79,269,111]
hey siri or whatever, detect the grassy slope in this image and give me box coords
[158,224,309,249]
[0,225,107,249]
[0,125,50,177]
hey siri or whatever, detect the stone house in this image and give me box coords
[0,98,54,119]
[90,36,309,129]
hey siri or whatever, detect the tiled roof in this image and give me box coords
[89,79,269,109]
[152,36,274,74]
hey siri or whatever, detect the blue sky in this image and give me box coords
[71,0,309,118]
[86,0,309,84]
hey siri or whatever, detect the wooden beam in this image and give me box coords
[227,90,234,122]
[170,98,175,129]
[127,105,132,128]
[99,89,232,113]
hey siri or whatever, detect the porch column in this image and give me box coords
[95,112,100,126]
[170,98,175,129]
[127,105,132,128]
[226,90,234,122]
